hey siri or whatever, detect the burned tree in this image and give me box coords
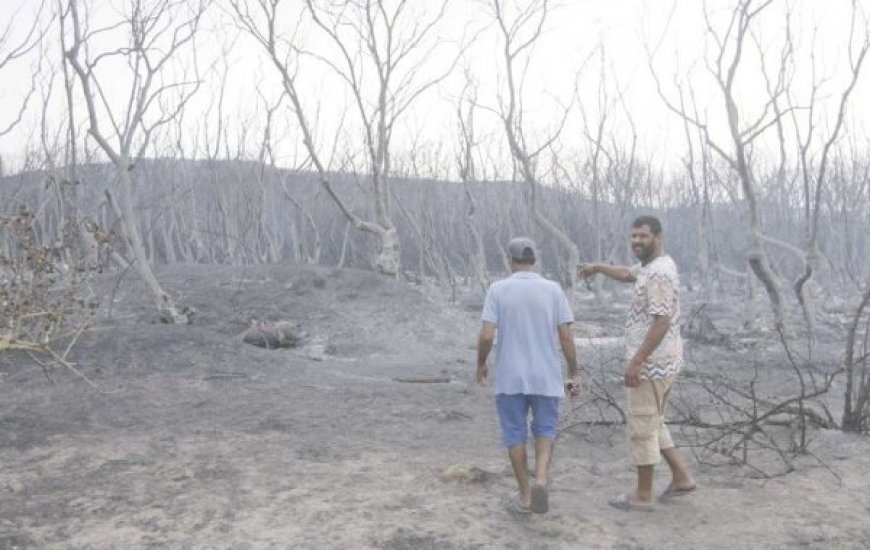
[232,0,460,277]
[650,0,790,329]
[489,0,579,289]
[62,0,207,323]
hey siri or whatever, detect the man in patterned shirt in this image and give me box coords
[578,216,695,511]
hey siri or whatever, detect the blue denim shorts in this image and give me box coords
[495,394,561,448]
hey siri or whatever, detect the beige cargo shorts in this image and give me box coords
[626,375,676,466]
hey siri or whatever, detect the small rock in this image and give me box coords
[153,305,195,325]
[170,467,195,482]
[307,344,326,361]
[439,410,473,421]
[441,464,492,484]
[242,321,301,349]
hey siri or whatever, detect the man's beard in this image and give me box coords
[633,243,654,262]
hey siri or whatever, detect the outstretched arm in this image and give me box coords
[578,263,635,283]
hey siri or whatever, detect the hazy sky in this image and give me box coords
[0,0,868,177]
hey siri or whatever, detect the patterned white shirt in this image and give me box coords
[625,255,683,380]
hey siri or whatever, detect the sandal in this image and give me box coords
[609,492,655,512]
[659,483,697,500]
[530,482,549,514]
[507,492,531,515]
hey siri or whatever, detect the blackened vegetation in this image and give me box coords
[563,294,866,478]
[0,205,110,388]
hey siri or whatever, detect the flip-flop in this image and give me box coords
[659,484,697,500]
[608,492,655,512]
[507,493,531,515]
[533,477,552,489]
[530,483,549,514]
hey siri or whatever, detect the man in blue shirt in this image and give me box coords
[477,237,580,514]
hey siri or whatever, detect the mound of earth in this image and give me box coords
[101,263,470,358]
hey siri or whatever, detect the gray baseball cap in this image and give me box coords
[507,237,536,262]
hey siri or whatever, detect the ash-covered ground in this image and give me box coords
[2,264,869,549]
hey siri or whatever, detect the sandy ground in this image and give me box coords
[2,264,870,549]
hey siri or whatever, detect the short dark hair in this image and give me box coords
[632,215,662,235]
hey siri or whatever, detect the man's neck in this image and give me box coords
[641,250,664,266]
[510,264,535,274]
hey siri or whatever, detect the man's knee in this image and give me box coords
[501,426,528,448]
[628,413,662,465]
[658,425,675,450]
[529,396,560,440]
[496,394,530,448]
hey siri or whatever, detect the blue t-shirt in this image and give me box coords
[481,272,574,397]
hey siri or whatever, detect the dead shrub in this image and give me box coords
[0,205,110,389]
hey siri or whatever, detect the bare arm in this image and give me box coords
[557,323,578,377]
[558,322,581,396]
[624,314,670,387]
[578,263,635,283]
[476,321,496,385]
